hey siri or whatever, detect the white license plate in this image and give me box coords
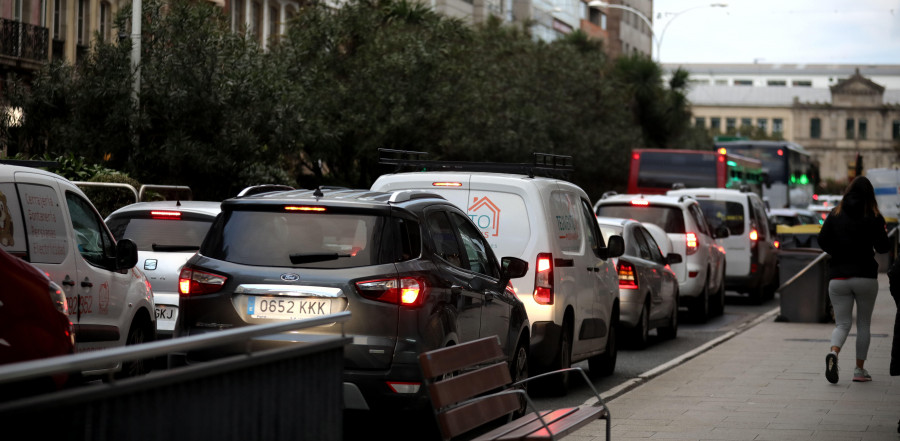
[155,305,178,324]
[247,296,332,320]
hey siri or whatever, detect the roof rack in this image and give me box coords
[378,148,574,179]
[0,159,59,169]
[236,184,296,198]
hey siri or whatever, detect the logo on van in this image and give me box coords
[468,196,501,238]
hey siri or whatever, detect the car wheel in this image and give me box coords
[117,317,153,379]
[657,291,678,340]
[631,300,650,349]
[713,269,726,317]
[689,276,710,322]
[546,327,571,393]
[511,337,529,417]
[589,313,618,377]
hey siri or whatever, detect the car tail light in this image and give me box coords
[774,240,780,249]
[355,277,427,307]
[179,267,227,295]
[751,263,758,274]
[685,232,699,255]
[432,182,462,187]
[617,261,638,290]
[534,253,554,305]
[151,210,182,220]
[284,205,326,212]
[749,229,759,242]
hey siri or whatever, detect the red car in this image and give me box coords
[0,247,76,399]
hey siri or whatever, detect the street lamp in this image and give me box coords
[656,3,727,62]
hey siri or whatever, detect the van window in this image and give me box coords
[550,191,582,253]
[66,192,118,269]
[0,183,29,257]
[14,183,68,264]
[695,200,745,235]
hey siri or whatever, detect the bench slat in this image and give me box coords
[437,392,522,439]
[419,336,506,379]
[427,362,511,409]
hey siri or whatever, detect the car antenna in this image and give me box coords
[313,186,324,200]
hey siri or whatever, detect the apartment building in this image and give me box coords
[674,64,900,183]
[579,0,651,58]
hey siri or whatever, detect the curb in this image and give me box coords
[586,306,781,407]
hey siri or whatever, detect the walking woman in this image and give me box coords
[818,176,891,383]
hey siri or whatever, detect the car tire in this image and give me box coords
[545,326,571,393]
[712,269,726,317]
[689,277,710,322]
[117,315,153,379]
[657,292,678,340]
[631,299,650,349]
[511,337,529,417]
[589,312,618,377]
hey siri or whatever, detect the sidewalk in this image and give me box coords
[573,273,900,441]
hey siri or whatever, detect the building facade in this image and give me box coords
[673,64,900,184]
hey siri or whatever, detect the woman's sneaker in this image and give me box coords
[853,367,872,382]
[826,352,839,384]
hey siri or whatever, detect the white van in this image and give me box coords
[667,188,779,303]
[372,163,624,386]
[0,162,155,377]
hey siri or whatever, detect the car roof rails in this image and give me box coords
[601,190,618,199]
[237,184,296,198]
[671,182,686,190]
[0,159,59,169]
[378,148,574,179]
[388,189,447,203]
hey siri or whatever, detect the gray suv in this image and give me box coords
[172,188,530,412]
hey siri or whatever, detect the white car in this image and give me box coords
[0,161,155,377]
[595,193,728,321]
[106,200,222,339]
[668,188,779,303]
[371,156,624,386]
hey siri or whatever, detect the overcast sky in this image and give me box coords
[651,0,900,65]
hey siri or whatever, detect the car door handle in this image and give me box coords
[484,292,494,303]
[586,267,598,272]
[62,276,76,287]
[451,285,463,295]
[81,278,93,288]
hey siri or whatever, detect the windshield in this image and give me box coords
[695,200,745,235]
[107,216,214,252]
[202,210,385,268]
[595,204,686,234]
[637,151,718,189]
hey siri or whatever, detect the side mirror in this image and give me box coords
[715,224,730,239]
[500,257,529,289]
[599,235,625,260]
[666,253,683,265]
[116,238,139,270]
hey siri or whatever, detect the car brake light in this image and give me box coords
[685,232,699,255]
[630,200,650,206]
[432,182,462,187]
[179,267,227,295]
[617,261,638,290]
[151,210,182,219]
[284,206,326,212]
[355,277,427,307]
[749,229,759,241]
[774,240,780,249]
[534,253,554,305]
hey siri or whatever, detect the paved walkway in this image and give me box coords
[572,273,900,441]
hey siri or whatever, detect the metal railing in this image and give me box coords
[72,182,192,203]
[0,311,351,441]
[72,181,139,203]
[0,18,49,62]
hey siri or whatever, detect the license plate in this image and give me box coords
[155,305,178,324]
[247,296,332,320]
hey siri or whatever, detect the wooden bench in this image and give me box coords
[418,336,611,441]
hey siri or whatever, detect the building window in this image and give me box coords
[600,12,607,30]
[741,118,752,128]
[252,1,263,43]
[100,2,111,42]
[894,120,900,140]
[792,80,812,87]
[767,80,786,87]
[734,79,753,86]
[715,79,727,85]
[695,117,706,128]
[710,117,721,132]
[233,0,245,32]
[269,6,279,42]
[859,119,867,140]
[757,118,767,132]
[846,118,855,139]
[726,118,736,131]
[773,118,783,134]
[53,0,64,40]
[811,118,821,139]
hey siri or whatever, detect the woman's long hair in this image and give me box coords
[835,176,880,217]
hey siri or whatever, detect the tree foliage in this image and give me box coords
[2,0,702,202]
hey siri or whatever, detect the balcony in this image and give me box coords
[0,17,49,67]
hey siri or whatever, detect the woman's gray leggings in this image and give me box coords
[829,277,879,360]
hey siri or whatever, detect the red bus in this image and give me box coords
[628,148,764,195]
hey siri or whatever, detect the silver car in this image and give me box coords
[105,201,221,338]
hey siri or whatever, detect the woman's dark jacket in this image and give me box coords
[817,192,891,279]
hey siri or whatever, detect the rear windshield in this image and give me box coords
[201,211,386,268]
[695,200,745,235]
[595,204,686,234]
[107,216,214,252]
[637,151,717,189]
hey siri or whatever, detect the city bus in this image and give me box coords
[627,148,764,196]
[715,140,815,209]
